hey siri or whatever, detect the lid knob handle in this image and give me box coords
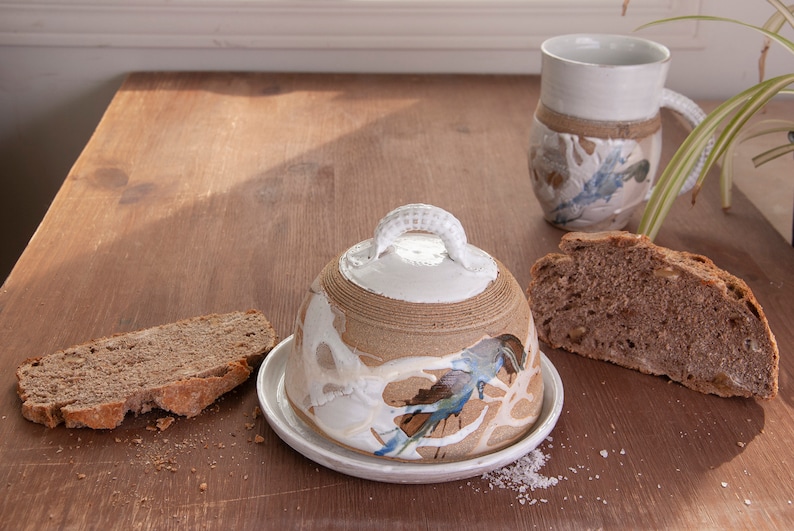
[368,204,486,271]
[340,203,498,302]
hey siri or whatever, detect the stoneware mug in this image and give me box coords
[528,33,710,231]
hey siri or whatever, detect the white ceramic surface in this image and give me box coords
[530,33,710,231]
[286,289,541,460]
[528,118,663,231]
[286,203,542,463]
[257,335,564,484]
[340,203,497,304]
[540,33,671,122]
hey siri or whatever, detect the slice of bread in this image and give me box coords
[16,310,278,429]
[528,231,779,399]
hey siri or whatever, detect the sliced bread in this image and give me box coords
[528,231,779,399]
[16,310,278,429]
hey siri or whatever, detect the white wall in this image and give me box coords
[1,0,791,279]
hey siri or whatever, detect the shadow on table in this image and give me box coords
[1,73,788,530]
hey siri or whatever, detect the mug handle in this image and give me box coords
[646,88,715,200]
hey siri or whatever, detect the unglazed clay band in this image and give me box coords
[320,255,530,362]
[535,103,661,140]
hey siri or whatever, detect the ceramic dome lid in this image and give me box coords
[339,204,498,304]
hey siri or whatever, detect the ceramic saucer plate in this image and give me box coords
[256,335,564,484]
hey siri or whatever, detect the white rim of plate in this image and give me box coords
[256,335,564,484]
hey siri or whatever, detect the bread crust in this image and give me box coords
[16,310,278,429]
[528,232,779,399]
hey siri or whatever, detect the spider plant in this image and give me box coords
[629,0,794,241]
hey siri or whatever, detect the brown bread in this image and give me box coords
[528,232,778,399]
[16,310,278,428]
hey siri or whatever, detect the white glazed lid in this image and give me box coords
[339,204,498,304]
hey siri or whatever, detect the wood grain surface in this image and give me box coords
[1,72,792,530]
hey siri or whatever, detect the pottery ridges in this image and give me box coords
[285,256,544,463]
[284,203,546,462]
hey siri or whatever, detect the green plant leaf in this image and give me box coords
[764,0,794,30]
[759,3,794,80]
[637,16,794,55]
[638,74,794,241]
[638,88,759,236]
[752,142,794,166]
[721,119,794,207]
[693,75,794,200]
[631,1,794,240]
[730,119,794,142]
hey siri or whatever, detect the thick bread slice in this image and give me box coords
[528,231,779,399]
[16,310,278,429]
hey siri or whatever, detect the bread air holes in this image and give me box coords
[728,314,743,328]
[717,284,764,327]
[744,338,760,352]
[746,300,761,320]
[726,281,747,300]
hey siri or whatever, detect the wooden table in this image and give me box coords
[1,73,792,530]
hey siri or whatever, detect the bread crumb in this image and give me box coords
[254,434,265,444]
[253,407,261,420]
[744,499,752,506]
[737,441,746,448]
[199,482,208,492]
[76,473,86,480]
[244,423,255,430]
[156,416,175,431]
[721,481,728,488]
[599,449,608,458]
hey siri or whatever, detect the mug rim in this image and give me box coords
[542,33,671,68]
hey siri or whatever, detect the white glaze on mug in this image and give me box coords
[540,34,671,122]
[529,117,662,231]
[530,34,708,231]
